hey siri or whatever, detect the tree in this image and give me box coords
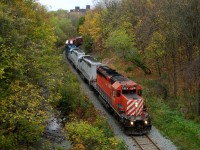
[49,9,75,46]
[79,9,103,51]
[106,28,133,57]
[0,0,60,148]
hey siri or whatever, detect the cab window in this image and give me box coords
[138,90,142,96]
[112,90,115,97]
[117,90,120,97]
[122,89,136,94]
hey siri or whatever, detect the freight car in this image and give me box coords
[65,36,83,47]
[65,39,152,135]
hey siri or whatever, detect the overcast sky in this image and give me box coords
[38,0,94,11]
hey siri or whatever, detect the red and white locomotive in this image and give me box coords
[65,38,151,135]
[96,66,151,134]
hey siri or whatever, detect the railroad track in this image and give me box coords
[132,135,161,150]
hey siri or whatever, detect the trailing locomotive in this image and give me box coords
[78,55,102,86]
[65,38,152,135]
[68,48,85,69]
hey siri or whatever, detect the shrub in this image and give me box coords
[65,121,126,150]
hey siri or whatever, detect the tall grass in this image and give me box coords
[143,81,200,150]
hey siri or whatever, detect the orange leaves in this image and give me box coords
[79,10,103,51]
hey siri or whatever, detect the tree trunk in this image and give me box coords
[156,58,162,77]
[172,53,177,96]
[198,79,200,115]
[198,47,200,115]
[164,55,171,85]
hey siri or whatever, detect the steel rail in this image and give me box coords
[131,135,161,150]
[145,134,161,150]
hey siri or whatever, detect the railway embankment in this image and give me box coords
[63,51,177,150]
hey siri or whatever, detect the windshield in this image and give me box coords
[123,93,140,100]
[122,89,136,94]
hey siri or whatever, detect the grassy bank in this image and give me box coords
[145,92,200,149]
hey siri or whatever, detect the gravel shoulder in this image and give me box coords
[64,52,177,150]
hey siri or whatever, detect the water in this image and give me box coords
[33,114,71,149]
[43,116,71,149]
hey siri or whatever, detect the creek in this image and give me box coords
[34,112,71,149]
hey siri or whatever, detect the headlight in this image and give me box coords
[130,121,134,126]
[144,120,148,125]
[135,102,138,107]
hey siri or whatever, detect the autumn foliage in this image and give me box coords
[0,0,61,148]
[79,0,200,116]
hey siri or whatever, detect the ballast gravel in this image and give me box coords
[64,52,177,150]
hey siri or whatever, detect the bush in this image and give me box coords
[94,116,114,138]
[65,121,126,150]
[57,68,91,116]
[82,34,93,53]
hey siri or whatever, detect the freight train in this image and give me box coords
[65,40,152,135]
